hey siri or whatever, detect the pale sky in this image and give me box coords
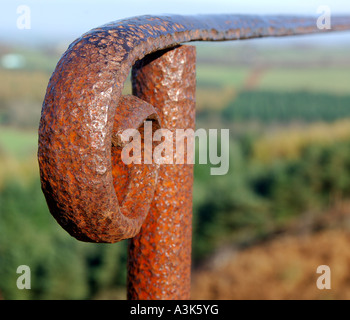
[1,0,350,45]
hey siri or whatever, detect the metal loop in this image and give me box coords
[39,94,160,243]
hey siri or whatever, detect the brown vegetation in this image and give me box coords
[191,218,350,300]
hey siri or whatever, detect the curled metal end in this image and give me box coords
[39,93,161,243]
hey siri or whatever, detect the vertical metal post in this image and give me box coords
[127,45,196,299]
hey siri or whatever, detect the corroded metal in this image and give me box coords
[38,14,350,243]
[38,14,350,298]
[128,45,195,300]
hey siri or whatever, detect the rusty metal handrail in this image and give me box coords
[38,14,350,300]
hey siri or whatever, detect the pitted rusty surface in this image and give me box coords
[39,93,160,242]
[127,45,195,300]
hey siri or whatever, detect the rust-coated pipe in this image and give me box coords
[38,14,350,299]
[128,45,196,300]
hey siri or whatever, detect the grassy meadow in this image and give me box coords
[1,40,350,299]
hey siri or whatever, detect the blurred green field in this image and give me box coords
[197,66,350,94]
[0,127,37,159]
[197,66,249,88]
[259,68,350,94]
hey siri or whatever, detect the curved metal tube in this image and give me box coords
[38,14,350,243]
